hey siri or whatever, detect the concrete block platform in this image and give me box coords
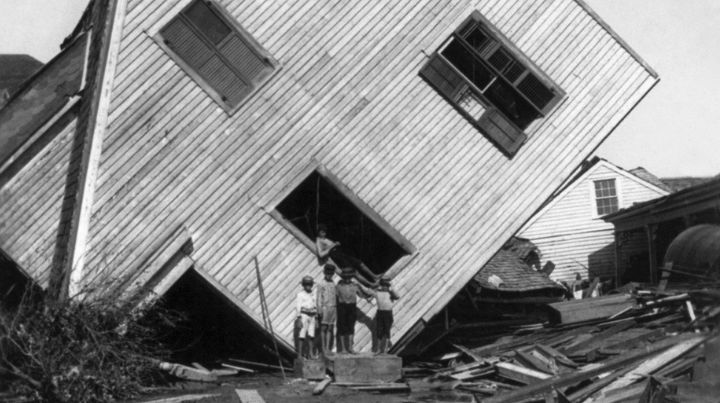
[294,358,326,380]
[325,353,402,383]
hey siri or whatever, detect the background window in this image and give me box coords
[594,179,619,215]
[159,0,276,110]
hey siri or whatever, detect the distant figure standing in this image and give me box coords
[571,273,583,300]
[315,224,378,284]
[316,264,337,355]
[296,276,318,358]
[335,267,373,354]
[373,275,400,354]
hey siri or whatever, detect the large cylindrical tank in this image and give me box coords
[663,224,720,281]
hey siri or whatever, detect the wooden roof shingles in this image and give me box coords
[473,237,562,293]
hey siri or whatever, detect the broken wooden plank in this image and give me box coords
[210,368,240,377]
[452,343,484,362]
[228,358,291,372]
[312,378,332,395]
[591,335,706,396]
[221,363,255,373]
[495,362,552,385]
[191,362,209,372]
[158,362,218,382]
[235,389,266,403]
[349,383,410,392]
[548,294,635,324]
[514,350,556,375]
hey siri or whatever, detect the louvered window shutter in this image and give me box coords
[420,53,526,156]
[477,108,526,156]
[160,0,276,110]
[419,53,467,103]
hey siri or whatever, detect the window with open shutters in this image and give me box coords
[420,11,565,156]
[159,0,277,111]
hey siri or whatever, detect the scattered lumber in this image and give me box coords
[221,363,255,373]
[400,285,719,403]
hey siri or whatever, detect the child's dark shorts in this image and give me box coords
[337,302,356,336]
[375,310,393,339]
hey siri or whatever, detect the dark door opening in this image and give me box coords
[155,269,292,367]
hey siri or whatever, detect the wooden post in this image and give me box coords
[613,230,621,287]
[645,224,657,283]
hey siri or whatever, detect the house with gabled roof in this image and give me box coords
[518,158,669,284]
[0,0,658,355]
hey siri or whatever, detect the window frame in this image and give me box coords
[593,178,620,217]
[268,164,417,277]
[420,11,565,157]
[154,0,279,114]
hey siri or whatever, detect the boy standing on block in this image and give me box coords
[296,275,318,359]
[336,267,373,354]
[316,264,337,355]
[374,275,400,354]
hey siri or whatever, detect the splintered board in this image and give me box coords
[325,353,402,383]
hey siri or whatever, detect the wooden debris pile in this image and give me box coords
[405,286,720,402]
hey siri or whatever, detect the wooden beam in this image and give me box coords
[591,335,705,396]
[495,362,552,385]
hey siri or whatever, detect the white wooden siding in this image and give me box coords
[0,0,658,351]
[520,162,668,283]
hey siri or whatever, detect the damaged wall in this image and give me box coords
[0,0,658,353]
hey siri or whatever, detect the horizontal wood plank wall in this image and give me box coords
[520,163,668,282]
[0,0,658,351]
[0,119,77,286]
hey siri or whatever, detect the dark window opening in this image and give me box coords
[275,171,410,280]
[594,179,619,215]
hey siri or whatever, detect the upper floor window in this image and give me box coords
[420,11,565,156]
[594,179,619,215]
[158,0,277,112]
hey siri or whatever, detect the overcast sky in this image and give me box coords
[0,0,718,178]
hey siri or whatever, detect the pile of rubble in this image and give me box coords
[403,285,720,402]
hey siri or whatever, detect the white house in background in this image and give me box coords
[519,158,669,284]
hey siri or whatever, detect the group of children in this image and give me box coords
[295,264,400,358]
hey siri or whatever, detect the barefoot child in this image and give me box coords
[335,267,373,354]
[296,276,317,358]
[316,264,337,354]
[374,275,400,354]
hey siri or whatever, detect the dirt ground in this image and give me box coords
[135,374,477,403]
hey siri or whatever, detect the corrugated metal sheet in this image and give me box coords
[0,0,658,351]
[520,161,668,282]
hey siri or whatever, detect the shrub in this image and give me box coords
[0,287,177,402]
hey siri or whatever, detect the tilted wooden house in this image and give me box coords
[0,0,657,354]
[518,158,669,284]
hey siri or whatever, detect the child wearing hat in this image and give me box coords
[374,275,400,354]
[316,264,337,354]
[335,267,373,354]
[296,275,318,358]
